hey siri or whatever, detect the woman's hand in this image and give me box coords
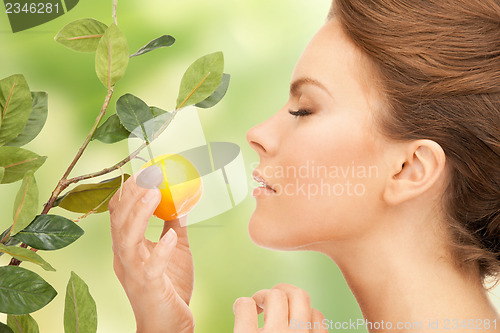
[109,166,195,333]
[233,283,328,333]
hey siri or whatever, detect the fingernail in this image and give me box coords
[141,188,160,203]
[137,165,163,189]
[161,228,176,244]
[233,297,242,314]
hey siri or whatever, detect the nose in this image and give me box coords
[246,113,280,157]
[246,123,266,155]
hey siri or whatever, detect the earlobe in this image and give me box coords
[383,140,446,205]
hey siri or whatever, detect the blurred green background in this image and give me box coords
[0,0,498,332]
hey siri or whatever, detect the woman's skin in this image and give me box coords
[109,17,499,333]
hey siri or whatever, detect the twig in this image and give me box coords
[65,107,180,185]
[119,166,124,201]
[113,0,118,25]
[66,141,147,184]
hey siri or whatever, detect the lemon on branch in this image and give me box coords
[141,154,202,221]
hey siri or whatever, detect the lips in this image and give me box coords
[252,170,277,193]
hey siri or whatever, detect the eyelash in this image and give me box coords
[288,109,312,118]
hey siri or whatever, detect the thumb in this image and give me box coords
[233,297,259,333]
[161,215,190,249]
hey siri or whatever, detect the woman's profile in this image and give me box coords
[108,0,500,331]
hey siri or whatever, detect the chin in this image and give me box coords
[248,212,309,251]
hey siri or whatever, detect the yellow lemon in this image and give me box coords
[142,154,202,221]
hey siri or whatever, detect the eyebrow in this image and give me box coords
[290,77,332,97]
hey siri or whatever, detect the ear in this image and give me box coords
[383,140,446,205]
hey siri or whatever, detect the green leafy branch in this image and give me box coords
[0,2,230,331]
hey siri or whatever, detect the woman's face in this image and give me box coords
[246,18,391,250]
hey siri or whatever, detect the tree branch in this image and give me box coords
[113,0,118,25]
[40,89,114,215]
[65,107,180,185]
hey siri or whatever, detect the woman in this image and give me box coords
[109,0,500,331]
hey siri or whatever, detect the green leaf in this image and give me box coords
[0,167,4,183]
[13,215,84,251]
[6,92,48,147]
[52,194,66,208]
[130,35,175,58]
[116,94,154,142]
[92,114,131,144]
[0,75,32,147]
[0,240,21,254]
[56,174,130,214]
[150,106,168,118]
[55,18,108,53]
[2,239,21,248]
[64,272,97,333]
[0,227,21,255]
[0,322,14,333]
[195,73,230,109]
[95,24,129,90]
[93,106,171,144]
[0,266,57,315]
[0,226,11,247]
[0,244,55,271]
[150,107,172,133]
[0,147,46,184]
[7,314,39,333]
[176,52,224,109]
[11,171,38,236]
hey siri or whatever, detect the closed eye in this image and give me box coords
[288,109,312,117]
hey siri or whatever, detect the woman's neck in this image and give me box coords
[312,215,499,332]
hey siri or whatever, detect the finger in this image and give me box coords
[272,283,311,324]
[136,165,163,189]
[109,176,149,231]
[112,255,124,281]
[109,169,146,217]
[143,238,155,254]
[145,228,177,279]
[110,178,150,260]
[311,309,328,333]
[109,166,162,230]
[233,297,259,333]
[119,187,160,247]
[116,188,161,264]
[252,289,288,328]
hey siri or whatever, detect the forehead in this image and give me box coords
[291,19,381,109]
[292,20,358,79]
